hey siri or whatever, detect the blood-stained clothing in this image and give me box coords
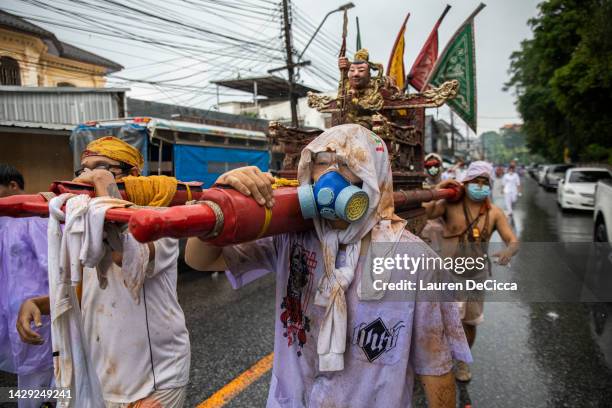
[0,217,53,377]
[81,237,190,404]
[223,230,471,408]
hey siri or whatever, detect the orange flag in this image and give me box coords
[387,13,410,90]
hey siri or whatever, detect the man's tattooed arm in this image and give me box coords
[106,182,122,199]
[90,170,123,199]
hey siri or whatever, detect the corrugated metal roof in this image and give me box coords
[212,75,319,98]
[0,120,73,130]
[148,118,267,140]
[0,87,126,125]
[88,117,268,141]
[127,98,270,132]
[0,86,128,93]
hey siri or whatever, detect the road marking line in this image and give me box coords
[197,352,274,408]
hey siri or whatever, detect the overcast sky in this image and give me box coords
[4,0,540,135]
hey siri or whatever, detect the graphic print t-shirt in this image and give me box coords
[223,230,471,408]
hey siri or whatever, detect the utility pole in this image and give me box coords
[282,0,298,127]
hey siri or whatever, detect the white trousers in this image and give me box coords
[505,190,518,214]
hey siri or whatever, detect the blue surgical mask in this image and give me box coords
[426,167,440,177]
[466,183,490,202]
[297,171,369,222]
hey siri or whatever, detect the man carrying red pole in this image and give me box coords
[186,124,472,407]
[423,161,519,382]
[16,137,190,407]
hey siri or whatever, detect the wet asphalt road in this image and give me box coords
[180,175,612,407]
[2,175,612,407]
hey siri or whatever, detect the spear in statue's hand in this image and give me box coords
[339,9,349,122]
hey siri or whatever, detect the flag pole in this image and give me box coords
[356,16,362,50]
[438,4,452,25]
[339,10,349,121]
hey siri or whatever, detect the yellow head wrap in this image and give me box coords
[122,175,178,207]
[82,136,178,207]
[81,136,144,171]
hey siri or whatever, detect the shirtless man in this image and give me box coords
[424,161,519,382]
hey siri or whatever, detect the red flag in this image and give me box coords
[408,5,451,91]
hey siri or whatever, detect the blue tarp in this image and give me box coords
[174,144,269,187]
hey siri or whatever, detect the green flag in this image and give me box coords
[356,17,362,50]
[426,3,485,132]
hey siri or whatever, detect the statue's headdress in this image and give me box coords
[351,48,383,77]
[352,48,370,65]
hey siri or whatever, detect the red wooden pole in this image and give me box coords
[0,193,137,223]
[128,186,462,243]
[0,184,464,244]
[50,180,204,206]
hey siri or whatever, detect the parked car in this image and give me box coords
[558,167,612,211]
[594,177,612,242]
[527,163,535,177]
[542,164,574,190]
[529,164,542,179]
[537,164,551,185]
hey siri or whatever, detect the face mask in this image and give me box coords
[297,171,369,222]
[466,183,490,202]
[426,166,440,177]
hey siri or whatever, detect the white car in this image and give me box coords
[537,164,551,185]
[594,179,612,242]
[557,167,612,211]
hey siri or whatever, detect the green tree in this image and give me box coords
[505,0,612,163]
[481,129,537,164]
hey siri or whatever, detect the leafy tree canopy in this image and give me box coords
[505,0,612,164]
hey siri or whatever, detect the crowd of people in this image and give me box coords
[1,127,522,407]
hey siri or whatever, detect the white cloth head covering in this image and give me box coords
[460,161,494,187]
[424,152,443,163]
[297,123,407,371]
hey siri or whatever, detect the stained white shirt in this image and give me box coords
[81,238,190,403]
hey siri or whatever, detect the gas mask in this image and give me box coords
[297,170,369,223]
